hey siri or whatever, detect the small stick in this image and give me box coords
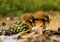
[5,29,31,39]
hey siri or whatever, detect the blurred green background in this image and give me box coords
[0,0,60,17]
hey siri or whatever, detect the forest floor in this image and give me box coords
[0,11,60,42]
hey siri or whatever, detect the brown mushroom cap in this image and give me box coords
[20,13,34,29]
[34,11,49,23]
[21,13,34,22]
